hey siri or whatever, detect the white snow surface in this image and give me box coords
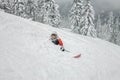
[0,11,120,80]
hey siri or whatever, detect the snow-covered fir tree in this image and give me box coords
[36,0,61,27]
[110,17,120,44]
[44,0,61,27]
[0,0,26,15]
[80,0,97,37]
[0,0,12,12]
[116,14,120,45]
[115,17,120,44]
[25,0,36,19]
[95,11,120,46]
[0,0,6,9]
[13,0,26,17]
[117,28,120,45]
[101,22,108,39]
[8,0,19,14]
[35,0,45,22]
[106,12,114,41]
[69,0,83,33]
[96,14,102,38]
[107,12,114,32]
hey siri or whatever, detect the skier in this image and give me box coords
[50,33,65,51]
[50,33,81,58]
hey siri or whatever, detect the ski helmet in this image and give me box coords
[51,32,58,37]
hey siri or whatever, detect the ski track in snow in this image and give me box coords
[0,11,120,80]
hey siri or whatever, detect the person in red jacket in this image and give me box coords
[50,33,65,51]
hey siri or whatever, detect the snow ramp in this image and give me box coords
[0,11,120,80]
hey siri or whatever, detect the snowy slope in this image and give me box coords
[0,11,120,80]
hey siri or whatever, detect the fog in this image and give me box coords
[33,0,120,11]
[56,0,120,11]
[33,0,120,15]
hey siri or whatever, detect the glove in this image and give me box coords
[60,47,65,51]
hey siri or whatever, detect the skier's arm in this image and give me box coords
[58,38,65,51]
[58,38,63,46]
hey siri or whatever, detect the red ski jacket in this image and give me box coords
[58,38,64,46]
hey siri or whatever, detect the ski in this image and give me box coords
[73,54,81,58]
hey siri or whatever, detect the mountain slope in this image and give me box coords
[0,11,120,80]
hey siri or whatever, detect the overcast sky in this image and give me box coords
[56,0,120,11]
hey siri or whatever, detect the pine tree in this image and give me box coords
[110,17,119,44]
[106,12,114,41]
[69,0,83,33]
[36,0,61,27]
[96,14,102,38]
[102,22,108,40]
[107,12,114,32]
[115,17,120,44]
[14,0,26,17]
[9,0,19,14]
[35,0,45,22]
[0,0,12,12]
[80,0,97,37]
[117,29,120,45]
[116,14,120,45]
[25,0,36,19]
[0,0,6,9]
[0,0,22,14]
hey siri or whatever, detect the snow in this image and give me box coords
[0,11,120,80]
